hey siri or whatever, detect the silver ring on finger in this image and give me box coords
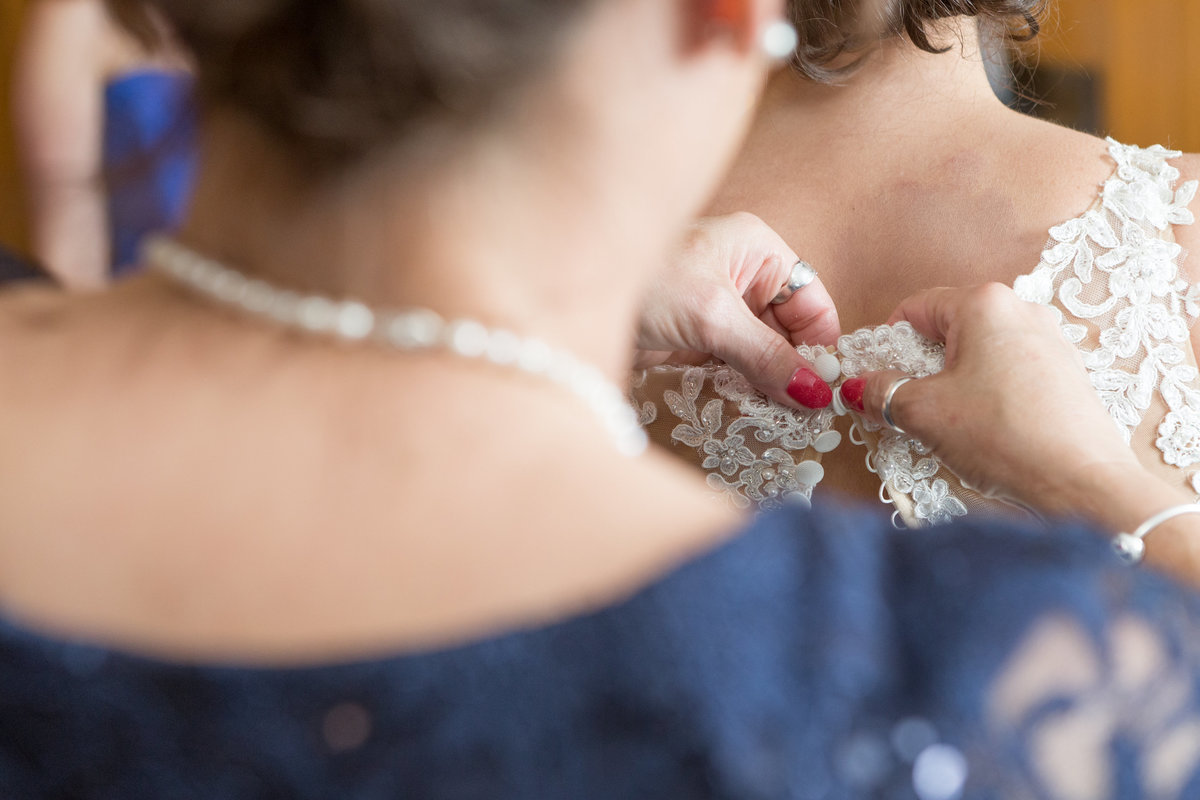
[771,260,818,305]
[881,376,916,435]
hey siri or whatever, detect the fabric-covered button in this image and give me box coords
[794,460,824,486]
[814,353,842,383]
[813,431,842,453]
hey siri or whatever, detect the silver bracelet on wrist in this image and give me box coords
[1112,503,1200,565]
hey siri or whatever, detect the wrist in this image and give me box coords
[1042,459,1191,535]
[1057,461,1200,585]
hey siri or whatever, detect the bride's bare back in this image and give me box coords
[642,19,1200,514]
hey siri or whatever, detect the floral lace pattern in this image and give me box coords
[838,323,973,526]
[1014,140,1200,464]
[633,345,837,509]
[836,322,946,387]
[633,140,1200,527]
[984,611,1200,800]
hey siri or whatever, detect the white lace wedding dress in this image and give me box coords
[633,139,1200,527]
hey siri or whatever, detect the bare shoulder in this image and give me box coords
[975,112,1112,221]
[1171,151,1200,199]
[0,279,194,443]
[0,284,76,360]
[1004,113,1112,185]
[0,280,122,343]
[0,285,116,446]
[1172,151,1200,186]
[0,282,748,662]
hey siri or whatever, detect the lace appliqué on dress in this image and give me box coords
[838,322,972,527]
[983,610,1200,799]
[632,345,839,509]
[1015,139,1200,468]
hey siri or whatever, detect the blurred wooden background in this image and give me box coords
[0,0,1198,256]
[1,0,28,254]
[1033,0,1200,150]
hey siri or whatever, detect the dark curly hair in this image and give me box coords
[108,0,595,168]
[788,0,1046,81]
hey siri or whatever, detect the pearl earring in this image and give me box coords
[761,19,798,62]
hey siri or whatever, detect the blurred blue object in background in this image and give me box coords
[103,71,196,277]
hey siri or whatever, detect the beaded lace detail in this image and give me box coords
[634,345,837,509]
[836,323,972,527]
[1014,140,1200,466]
[632,139,1200,525]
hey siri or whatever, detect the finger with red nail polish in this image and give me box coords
[839,378,865,413]
[787,367,833,409]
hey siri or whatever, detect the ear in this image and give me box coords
[687,0,757,52]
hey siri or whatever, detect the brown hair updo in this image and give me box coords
[788,0,1046,81]
[111,0,595,168]
[105,0,166,51]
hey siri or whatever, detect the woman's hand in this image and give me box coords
[842,285,1200,588]
[636,213,840,409]
[843,284,1147,514]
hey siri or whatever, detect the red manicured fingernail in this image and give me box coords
[840,378,866,413]
[787,368,833,409]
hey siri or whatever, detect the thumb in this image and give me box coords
[709,298,833,410]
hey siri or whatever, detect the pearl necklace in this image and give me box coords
[144,236,648,458]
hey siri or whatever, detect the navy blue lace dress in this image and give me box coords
[2,503,1199,798]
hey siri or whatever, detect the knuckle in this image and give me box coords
[862,372,929,433]
[860,372,895,422]
[727,210,765,231]
[804,306,841,345]
[696,282,729,309]
[970,282,1014,310]
[894,381,931,435]
[680,223,717,259]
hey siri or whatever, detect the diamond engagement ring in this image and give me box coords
[881,376,916,434]
[771,260,818,305]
